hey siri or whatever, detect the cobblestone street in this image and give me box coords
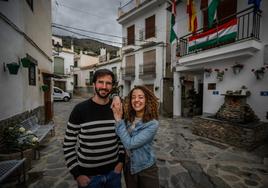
[21,97,268,188]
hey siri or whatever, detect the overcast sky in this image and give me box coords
[52,0,129,47]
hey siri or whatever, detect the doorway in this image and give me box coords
[42,74,53,123]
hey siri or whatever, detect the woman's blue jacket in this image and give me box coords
[115,119,159,174]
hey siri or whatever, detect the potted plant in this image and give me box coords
[252,67,265,80]
[0,125,38,170]
[232,63,244,74]
[41,84,49,92]
[6,62,20,75]
[21,57,31,68]
[214,69,224,81]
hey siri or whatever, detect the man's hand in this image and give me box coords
[76,175,90,187]
[114,162,123,174]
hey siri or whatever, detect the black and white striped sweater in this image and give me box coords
[63,98,125,178]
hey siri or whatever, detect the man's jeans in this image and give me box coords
[78,171,121,188]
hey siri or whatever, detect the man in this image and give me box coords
[63,69,125,188]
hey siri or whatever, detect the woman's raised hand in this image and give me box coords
[111,96,123,122]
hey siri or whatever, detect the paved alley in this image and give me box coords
[21,97,268,188]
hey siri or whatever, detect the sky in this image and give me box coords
[52,0,129,47]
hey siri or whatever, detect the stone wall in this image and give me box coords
[193,116,268,150]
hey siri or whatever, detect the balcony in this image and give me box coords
[122,66,135,80]
[177,6,262,66]
[139,27,157,47]
[117,0,166,24]
[139,63,156,79]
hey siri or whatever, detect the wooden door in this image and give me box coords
[43,75,53,123]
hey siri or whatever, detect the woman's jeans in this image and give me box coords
[78,170,121,188]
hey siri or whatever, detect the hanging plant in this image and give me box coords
[6,63,20,75]
[21,57,31,68]
[252,67,265,80]
[214,69,224,81]
[41,85,49,92]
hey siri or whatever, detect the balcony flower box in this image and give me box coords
[21,57,31,68]
[6,63,20,75]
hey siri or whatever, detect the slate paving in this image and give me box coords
[3,96,267,188]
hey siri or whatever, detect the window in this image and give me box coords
[89,71,94,85]
[54,88,62,94]
[26,54,37,86]
[25,0,33,11]
[201,0,237,30]
[143,49,156,74]
[127,25,135,45]
[112,67,117,81]
[126,55,135,75]
[74,61,78,67]
[29,63,36,85]
[145,15,155,39]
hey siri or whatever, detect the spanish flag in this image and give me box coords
[187,0,197,33]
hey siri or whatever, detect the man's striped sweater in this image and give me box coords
[63,98,125,178]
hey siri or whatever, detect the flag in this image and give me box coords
[188,18,237,52]
[208,0,220,28]
[248,0,262,11]
[187,0,197,33]
[170,0,178,43]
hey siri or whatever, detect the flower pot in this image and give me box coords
[6,63,20,75]
[41,85,49,92]
[21,57,31,68]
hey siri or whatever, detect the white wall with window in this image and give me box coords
[0,0,52,121]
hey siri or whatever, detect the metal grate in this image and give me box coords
[0,159,25,183]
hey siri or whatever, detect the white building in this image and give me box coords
[96,48,123,96]
[73,51,98,96]
[52,36,75,95]
[172,0,268,122]
[0,0,53,123]
[117,0,173,116]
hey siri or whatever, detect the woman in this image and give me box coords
[112,85,159,188]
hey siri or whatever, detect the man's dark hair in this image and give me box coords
[92,69,115,84]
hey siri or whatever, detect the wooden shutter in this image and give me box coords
[217,0,237,25]
[126,55,135,74]
[145,15,155,39]
[201,0,237,30]
[143,50,156,73]
[127,25,135,45]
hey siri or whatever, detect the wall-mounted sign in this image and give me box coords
[260,91,268,96]
[213,91,219,95]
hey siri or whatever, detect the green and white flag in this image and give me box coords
[188,18,237,52]
[170,0,178,43]
[208,0,220,28]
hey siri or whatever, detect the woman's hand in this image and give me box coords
[111,96,123,122]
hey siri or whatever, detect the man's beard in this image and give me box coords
[95,88,111,99]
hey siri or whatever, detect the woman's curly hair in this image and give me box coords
[123,85,159,123]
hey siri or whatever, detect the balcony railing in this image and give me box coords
[139,63,156,79]
[139,27,156,41]
[118,0,148,17]
[178,6,261,57]
[122,66,135,80]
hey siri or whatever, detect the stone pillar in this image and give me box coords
[173,71,181,117]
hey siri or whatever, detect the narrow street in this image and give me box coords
[24,96,268,188]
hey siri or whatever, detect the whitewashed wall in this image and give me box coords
[0,0,52,121]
